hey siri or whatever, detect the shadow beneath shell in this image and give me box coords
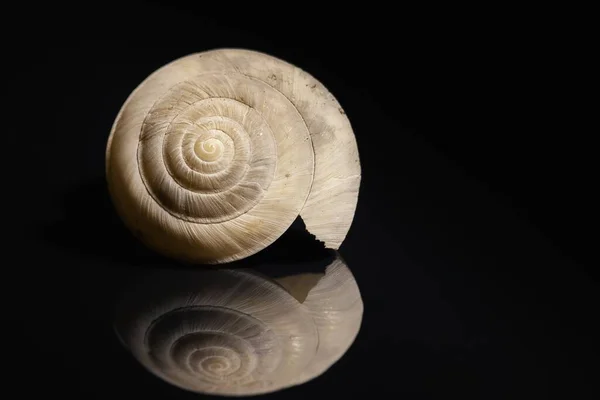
[42,177,336,276]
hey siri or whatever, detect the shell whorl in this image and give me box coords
[106,48,361,264]
[113,254,363,396]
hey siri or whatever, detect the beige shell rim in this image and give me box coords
[106,48,361,264]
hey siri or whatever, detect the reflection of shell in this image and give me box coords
[106,48,361,264]
[113,254,363,396]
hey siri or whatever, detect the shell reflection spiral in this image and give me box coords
[106,49,361,264]
[113,254,363,396]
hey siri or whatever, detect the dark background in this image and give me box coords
[10,1,596,399]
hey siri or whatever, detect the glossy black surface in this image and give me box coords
[11,2,596,398]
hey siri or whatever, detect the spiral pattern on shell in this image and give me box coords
[138,76,292,224]
[106,49,361,263]
[114,254,363,396]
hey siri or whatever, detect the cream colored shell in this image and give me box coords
[106,48,361,264]
[113,254,363,396]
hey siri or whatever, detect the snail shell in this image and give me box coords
[113,253,363,396]
[106,48,361,264]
